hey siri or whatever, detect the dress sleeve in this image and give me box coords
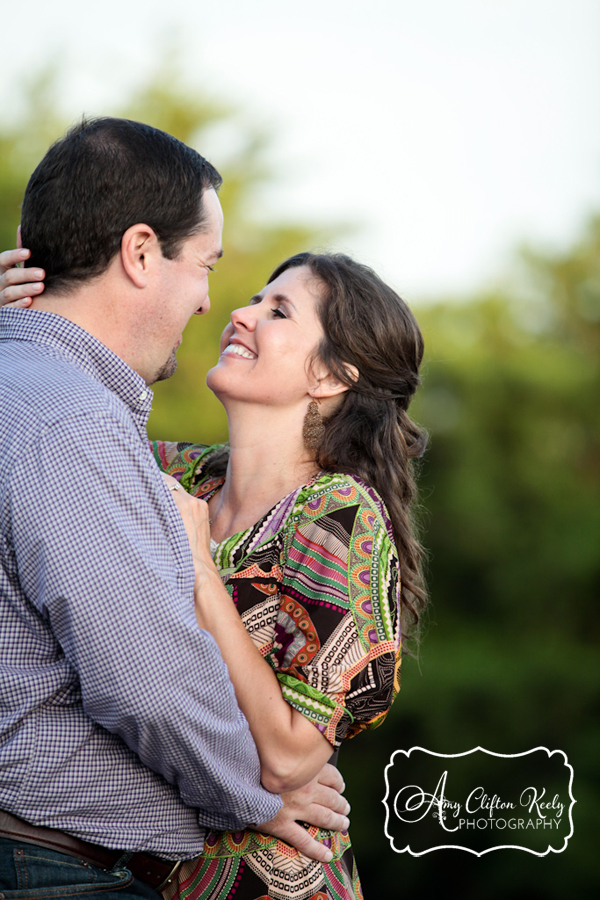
[150,439,192,473]
[150,441,219,494]
[273,479,401,748]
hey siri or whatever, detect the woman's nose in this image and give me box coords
[230,304,258,330]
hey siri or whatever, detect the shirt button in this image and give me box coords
[139,390,148,401]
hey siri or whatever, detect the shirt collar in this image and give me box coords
[0,308,154,425]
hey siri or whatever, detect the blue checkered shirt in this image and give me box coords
[0,308,281,859]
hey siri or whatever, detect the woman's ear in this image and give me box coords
[120,224,160,289]
[342,363,359,384]
[312,363,359,400]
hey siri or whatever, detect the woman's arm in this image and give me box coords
[166,476,336,795]
[194,563,335,795]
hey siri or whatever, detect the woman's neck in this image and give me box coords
[208,402,319,542]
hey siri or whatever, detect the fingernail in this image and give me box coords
[342,817,350,830]
[19,250,28,258]
[324,850,333,862]
[32,284,43,291]
[33,270,44,278]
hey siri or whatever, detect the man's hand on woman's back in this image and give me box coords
[255,763,350,862]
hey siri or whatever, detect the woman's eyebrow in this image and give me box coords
[249,291,297,313]
[271,292,297,313]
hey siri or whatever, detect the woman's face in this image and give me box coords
[207,265,326,409]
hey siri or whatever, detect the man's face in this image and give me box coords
[146,187,224,384]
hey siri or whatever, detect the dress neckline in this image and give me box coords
[204,470,325,552]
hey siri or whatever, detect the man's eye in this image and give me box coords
[207,265,215,273]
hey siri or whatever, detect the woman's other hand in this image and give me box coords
[162,474,215,586]
[0,247,45,307]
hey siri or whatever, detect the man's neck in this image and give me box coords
[31,282,140,378]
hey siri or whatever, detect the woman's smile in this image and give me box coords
[221,341,257,360]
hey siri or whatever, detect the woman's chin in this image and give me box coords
[206,364,226,392]
[206,369,240,408]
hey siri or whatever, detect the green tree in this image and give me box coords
[342,217,600,898]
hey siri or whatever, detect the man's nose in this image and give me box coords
[195,296,210,315]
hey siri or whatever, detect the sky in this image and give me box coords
[3,0,600,300]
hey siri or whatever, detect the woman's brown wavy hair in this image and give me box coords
[269,252,428,645]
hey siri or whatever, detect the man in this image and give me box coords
[0,118,348,897]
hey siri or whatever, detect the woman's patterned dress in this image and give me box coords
[151,442,402,900]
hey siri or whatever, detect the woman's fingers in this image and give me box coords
[0,248,29,270]
[0,249,45,305]
[162,473,183,492]
[1,296,34,308]
[162,474,212,560]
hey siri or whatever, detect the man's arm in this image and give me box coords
[10,410,282,832]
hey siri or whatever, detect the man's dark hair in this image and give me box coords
[21,117,222,295]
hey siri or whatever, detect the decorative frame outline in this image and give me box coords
[382,746,575,857]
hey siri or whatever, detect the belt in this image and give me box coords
[0,810,182,893]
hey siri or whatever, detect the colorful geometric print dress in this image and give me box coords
[151,441,403,900]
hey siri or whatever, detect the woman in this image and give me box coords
[0,250,427,900]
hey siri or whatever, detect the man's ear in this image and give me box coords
[120,224,161,289]
[312,363,359,400]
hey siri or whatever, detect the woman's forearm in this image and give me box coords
[163,479,335,793]
[194,568,334,794]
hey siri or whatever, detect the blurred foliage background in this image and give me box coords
[2,61,598,900]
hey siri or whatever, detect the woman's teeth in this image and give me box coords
[223,344,256,360]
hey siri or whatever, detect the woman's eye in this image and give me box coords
[272,308,287,319]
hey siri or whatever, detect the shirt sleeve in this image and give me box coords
[273,481,401,748]
[10,414,281,831]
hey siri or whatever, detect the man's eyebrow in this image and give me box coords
[211,248,224,262]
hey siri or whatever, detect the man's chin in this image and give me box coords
[152,352,178,384]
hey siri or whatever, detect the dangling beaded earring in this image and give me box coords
[302,397,325,451]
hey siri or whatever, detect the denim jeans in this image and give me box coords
[0,839,160,900]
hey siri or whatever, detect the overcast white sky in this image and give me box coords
[3,0,600,299]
